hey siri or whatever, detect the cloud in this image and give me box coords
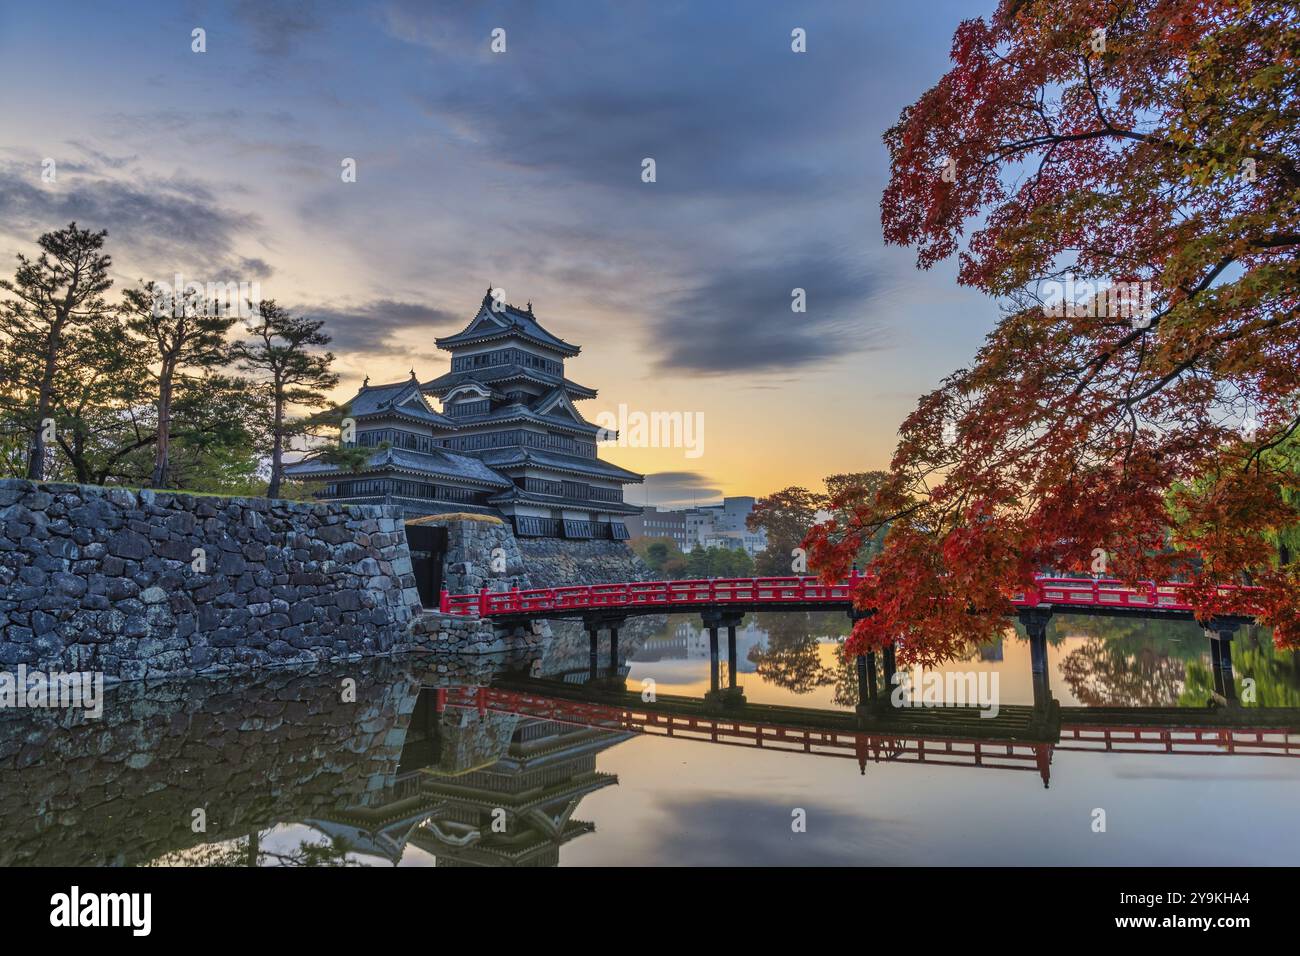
[379,2,895,374]
[399,3,864,201]
[295,297,463,356]
[230,0,338,56]
[651,250,886,374]
[642,794,911,866]
[66,141,138,170]
[631,470,723,508]
[0,162,261,282]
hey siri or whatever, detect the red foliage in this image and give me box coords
[812,0,1300,661]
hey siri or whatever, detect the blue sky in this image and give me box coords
[0,0,999,504]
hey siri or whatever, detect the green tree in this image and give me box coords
[747,612,834,695]
[163,373,266,494]
[121,280,237,488]
[231,301,338,499]
[748,486,825,575]
[47,313,153,484]
[0,223,114,479]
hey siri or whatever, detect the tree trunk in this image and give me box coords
[26,330,60,481]
[151,362,175,488]
[67,427,90,485]
[267,388,284,499]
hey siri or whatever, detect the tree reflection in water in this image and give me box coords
[1055,616,1300,708]
[745,611,851,697]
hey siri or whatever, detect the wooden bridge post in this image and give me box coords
[882,643,897,693]
[1018,608,1054,711]
[702,610,746,708]
[588,625,599,682]
[708,625,720,693]
[1206,618,1246,707]
[609,625,619,675]
[848,609,879,710]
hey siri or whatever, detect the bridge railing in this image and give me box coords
[438,572,1261,618]
[438,573,864,617]
[1014,577,1260,614]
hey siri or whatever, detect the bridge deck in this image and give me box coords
[439,574,1261,621]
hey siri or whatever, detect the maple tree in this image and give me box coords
[806,0,1300,662]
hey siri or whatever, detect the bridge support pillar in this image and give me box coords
[1018,608,1054,712]
[702,610,747,709]
[858,643,897,722]
[708,626,720,693]
[582,614,628,688]
[847,609,880,711]
[1205,618,1249,708]
[855,655,871,706]
[727,624,738,689]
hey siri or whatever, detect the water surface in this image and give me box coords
[2,612,1296,866]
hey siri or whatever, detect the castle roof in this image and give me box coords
[347,378,456,427]
[422,365,597,400]
[445,401,606,437]
[284,445,512,487]
[487,486,642,514]
[478,446,643,484]
[436,292,581,357]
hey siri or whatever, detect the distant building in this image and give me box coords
[625,507,693,550]
[701,530,768,558]
[683,508,714,550]
[286,290,643,540]
[624,496,767,556]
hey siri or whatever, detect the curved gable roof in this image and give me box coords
[436,293,580,357]
[348,378,456,427]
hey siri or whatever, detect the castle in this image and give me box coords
[286,290,643,540]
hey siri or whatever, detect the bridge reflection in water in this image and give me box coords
[434,678,1300,794]
[4,636,1298,867]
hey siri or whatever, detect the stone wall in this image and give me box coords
[516,538,665,672]
[0,479,497,679]
[0,479,659,672]
[414,521,667,663]
[421,514,530,595]
[516,537,657,589]
[0,659,423,866]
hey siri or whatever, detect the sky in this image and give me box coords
[0,0,999,507]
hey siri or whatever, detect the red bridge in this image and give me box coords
[439,573,1260,621]
[439,574,1262,710]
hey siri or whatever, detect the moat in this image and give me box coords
[3,611,1297,867]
